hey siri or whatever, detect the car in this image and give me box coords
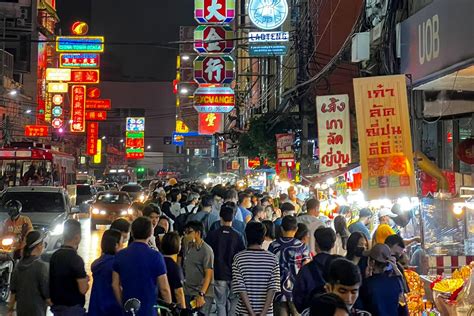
[90,191,133,230]
[120,184,145,202]
[0,186,82,261]
[105,182,119,191]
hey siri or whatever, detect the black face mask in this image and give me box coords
[354,246,365,257]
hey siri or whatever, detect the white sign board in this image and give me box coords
[46,68,71,81]
[249,31,289,43]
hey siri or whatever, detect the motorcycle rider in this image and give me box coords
[0,200,33,258]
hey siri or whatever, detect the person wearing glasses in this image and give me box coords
[183,221,215,314]
[8,230,50,316]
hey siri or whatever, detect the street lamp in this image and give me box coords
[181,55,190,61]
[101,136,106,140]
[147,145,151,150]
[179,88,189,95]
[120,139,124,143]
[9,90,17,96]
[25,109,32,114]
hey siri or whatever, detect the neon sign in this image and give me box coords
[60,53,100,68]
[56,36,104,53]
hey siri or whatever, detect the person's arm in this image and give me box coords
[260,289,276,316]
[174,287,186,309]
[7,293,15,316]
[239,292,256,316]
[196,268,213,307]
[404,236,421,246]
[112,271,123,304]
[76,276,90,295]
[244,214,252,223]
[157,274,172,304]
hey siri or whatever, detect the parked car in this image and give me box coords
[0,186,82,261]
[90,191,133,230]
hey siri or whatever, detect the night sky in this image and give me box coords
[56,0,196,82]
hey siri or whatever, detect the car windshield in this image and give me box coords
[97,193,130,204]
[77,186,92,195]
[121,186,142,192]
[0,192,65,213]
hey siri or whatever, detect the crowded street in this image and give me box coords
[0,0,473,315]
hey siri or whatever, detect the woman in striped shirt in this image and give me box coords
[232,222,281,315]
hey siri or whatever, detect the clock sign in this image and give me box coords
[248,0,289,30]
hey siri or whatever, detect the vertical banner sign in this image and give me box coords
[125,117,145,159]
[87,122,99,155]
[276,133,295,179]
[353,75,416,200]
[316,95,351,172]
[93,139,102,164]
[70,85,86,132]
[198,112,223,135]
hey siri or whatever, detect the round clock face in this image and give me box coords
[248,0,289,30]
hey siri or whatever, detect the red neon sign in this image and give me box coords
[86,99,111,110]
[70,70,100,84]
[25,125,49,137]
[70,85,86,132]
[198,112,223,135]
[126,151,145,159]
[86,111,107,121]
[87,122,99,155]
[60,53,100,68]
[126,138,145,148]
[87,87,101,99]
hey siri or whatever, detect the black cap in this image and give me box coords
[359,208,372,218]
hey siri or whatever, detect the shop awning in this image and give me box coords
[301,163,359,185]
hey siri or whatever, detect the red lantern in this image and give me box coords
[457,138,474,165]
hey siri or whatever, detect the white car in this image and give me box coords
[0,186,81,261]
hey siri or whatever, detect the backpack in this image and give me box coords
[174,205,198,235]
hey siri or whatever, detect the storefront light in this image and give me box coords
[326,178,335,186]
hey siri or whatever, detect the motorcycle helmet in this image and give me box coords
[5,200,22,220]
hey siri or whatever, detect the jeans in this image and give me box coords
[185,295,214,315]
[274,301,300,316]
[50,305,86,316]
[214,280,238,316]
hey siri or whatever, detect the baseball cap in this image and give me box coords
[378,208,398,218]
[25,230,46,249]
[359,208,372,218]
[365,244,391,263]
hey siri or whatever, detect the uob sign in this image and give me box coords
[418,14,440,65]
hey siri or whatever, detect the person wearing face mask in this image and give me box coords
[236,193,253,224]
[346,232,369,269]
[385,234,410,316]
[348,208,372,242]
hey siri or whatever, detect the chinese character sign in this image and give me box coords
[86,111,107,121]
[87,122,99,155]
[70,85,86,132]
[198,112,223,135]
[25,125,49,137]
[316,94,351,173]
[195,0,235,24]
[353,75,416,200]
[276,133,295,161]
[194,25,234,54]
[194,55,234,84]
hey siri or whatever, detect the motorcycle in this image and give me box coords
[0,235,17,302]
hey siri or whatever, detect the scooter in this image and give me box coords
[0,235,17,302]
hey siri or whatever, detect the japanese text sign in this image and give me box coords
[194,0,235,24]
[25,125,49,137]
[56,36,104,53]
[194,55,234,84]
[69,70,100,84]
[87,122,99,155]
[198,112,223,135]
[70,85,86,132]
[353,75,416,200]
[316,94,351,173]
[86,99,111,110]
[86,111,107,121]
[60,53,100,68]
[194,25,234,54]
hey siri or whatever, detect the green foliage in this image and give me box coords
[239,114,282,162]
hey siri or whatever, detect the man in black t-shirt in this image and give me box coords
[50,219,89,316]
[205,204,245,316]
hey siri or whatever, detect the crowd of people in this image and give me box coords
[6,181,424,316]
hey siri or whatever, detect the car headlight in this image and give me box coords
[121,210,128,216]
[100,210,107,215]
[1,238,13,246]
[50,224,64,236]
[127,208,134,215]
[92,208,99,215]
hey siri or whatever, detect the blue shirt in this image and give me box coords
[113,242,167,316]
[348,221,371,240]
[236,205,252,223]
[89,254,122,316]
[360,273,403,316]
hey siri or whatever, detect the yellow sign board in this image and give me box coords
[176,119,189,133]
[46,68,71,81]
[93,139,102,164]
[353,75,416,200]
[48,82,69,93]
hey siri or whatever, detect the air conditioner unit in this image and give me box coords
[351,32,370,63]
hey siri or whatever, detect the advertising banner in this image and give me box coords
[86,99,111,110]
[353,75,416,200]
[194,86,235,113]
[70,85,86,132]
[276,133,294,161]
[25,125,49,137]
[60,53,100,68]
[194,0,235,24]
[87,122,99,155]
[86,111,107,121]
[316,94,351,173]
[198,113,223,135]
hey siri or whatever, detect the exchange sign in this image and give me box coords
[194,55,234,84]
[69,70,100,84]
[70,85,86,132]
[194,25,234,54]
[194,0,235,24]
[193,86,235,113]
[60,53,100,68]
[56,36,104,53]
